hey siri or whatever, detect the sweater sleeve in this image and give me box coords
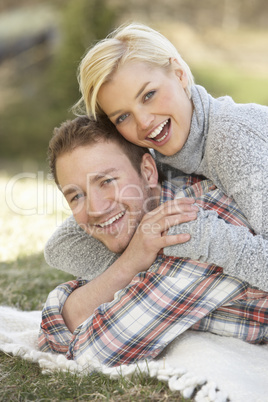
[164,208,268,291]
[207,110,268,239]
[44,215,119,280]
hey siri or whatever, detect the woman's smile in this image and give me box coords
[98,61,193,156]
[146,118,171,144]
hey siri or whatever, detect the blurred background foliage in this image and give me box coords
[0,0,268,167]
[0,0,118,164]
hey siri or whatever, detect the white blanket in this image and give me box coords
[1,305,268,402]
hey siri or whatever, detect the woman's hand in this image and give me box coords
[62,198,198,333]
[121,197,198,275]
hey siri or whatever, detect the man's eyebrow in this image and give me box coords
[91,168,118,183]
[107,82,150,118]
[62,169,118,196]
[62,186,80,197]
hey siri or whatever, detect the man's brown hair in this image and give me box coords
[48,115,160,185]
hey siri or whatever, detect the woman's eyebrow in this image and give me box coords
[135,82,150,99]
[107,82,151,118]
[108,109,122,118]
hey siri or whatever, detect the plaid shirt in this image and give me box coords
[38,176,268,368]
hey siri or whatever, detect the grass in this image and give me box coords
[0,172,189,401]
[0,253,71,311]
[0,352,187,401]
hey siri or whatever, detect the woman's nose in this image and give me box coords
[136,110,154,130]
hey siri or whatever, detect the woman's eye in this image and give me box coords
[144,90,155,102]
[116,113,129,125]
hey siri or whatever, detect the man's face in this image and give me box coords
[56,141,159,253]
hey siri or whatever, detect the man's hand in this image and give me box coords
[121,197,198,275]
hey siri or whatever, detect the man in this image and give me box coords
[39,116,268,369]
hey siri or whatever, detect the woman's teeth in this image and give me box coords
[147,119,169,141]
[98,211,125,227]
[155,132,168,142]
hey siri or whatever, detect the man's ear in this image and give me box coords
[169,57,188,88]
[141,153,159,188]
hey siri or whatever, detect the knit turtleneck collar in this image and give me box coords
[155,85,211,174]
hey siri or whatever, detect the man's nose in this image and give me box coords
[86,192,113,217]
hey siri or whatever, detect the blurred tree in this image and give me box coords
[222,0,241,30]
[0,0,117,163]
[49,0,117,114]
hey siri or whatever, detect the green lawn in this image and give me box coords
[0,352,187,401]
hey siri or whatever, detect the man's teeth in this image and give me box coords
[98,212,124,228]
[147,119,169,140]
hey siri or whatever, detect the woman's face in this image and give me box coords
[98,61,193,156]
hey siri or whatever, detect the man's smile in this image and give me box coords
[94,211,125,229]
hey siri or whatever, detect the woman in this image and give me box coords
[45,23,268,290]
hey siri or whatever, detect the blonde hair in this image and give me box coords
[74,23,194,118]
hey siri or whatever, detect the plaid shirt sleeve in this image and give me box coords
[164,176,254,231]
[38,176,268,368]
[38,279,87,354]
[39,258,268,367]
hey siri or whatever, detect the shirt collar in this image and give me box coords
[160,180,177,205]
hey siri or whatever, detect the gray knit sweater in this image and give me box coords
[45,85,268,290]
[159,85,268,290]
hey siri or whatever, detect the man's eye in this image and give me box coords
[144,90,155,102]
[116,113,129,125]
[71,193,84,203]
[101,178,115,186]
